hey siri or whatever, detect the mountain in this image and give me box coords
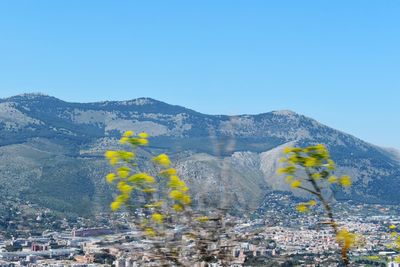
[0,93,399,216]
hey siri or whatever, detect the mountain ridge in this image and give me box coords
[0,93,399,216]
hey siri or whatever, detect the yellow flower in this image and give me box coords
[117,181,133,193]
[120,151,135,161]
[291,180,301,188]
[106,173,116,183]
[336,229,356,250]
[117,170,129,178]
[304,157,318,167]
[168,175,186,189]
[116,194,129,202]
[110,157,118,166]
[122,185,133,193]
[315,144,326,151]
[313,144,329,158]
[105,150,117,159]
[328,175,338,184]
[278,166,296,175]
[319,150,329,160]
[182,195,191,204]
[396,237,400,247]
[311,173,321,180]
[339,175,352,187]
[151,213,164,223]
[327,159,335,170]
[173,204,183,212]
[142,188,157,193]
[395,255,400,263]
[145,201,164,208]
[105,151,119,165]
[277,168,286,174]
[196,216,209,223]
[138,132,149,139]
[287,147,302,153]
[288,155,300,164]
[169,190,184,200]
[152,154,171,167]
[117,167,130,178]
[283,147,293,154]
[110,201,122,211]
[145,227,156,237]
[389,224,397,229]
[128,173,155,183]
[119,137,129,144]
[296,204,308,213]
[308,200,317,206]
[159,168,177,177]
[181,186,189,192]
[169,190,191,204]
[137,138,149,146]
[123,130,134,137]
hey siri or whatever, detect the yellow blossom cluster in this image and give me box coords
[152,153,171,167]
[278,144,352,192]
[119,130,149,146]
[295,200,317,213]
[195,216,209,223]
[281,144,331,167]
[152,153,191,212]
[327,175,352,187]
[105,150,135,166]
[105,130,194,238]
[279,144,353,218]
[151,213,164,224]
[104,131,154,211]
[291,180,302,188]
[336,228,357,251]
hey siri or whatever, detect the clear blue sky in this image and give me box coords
[0,1,399,148]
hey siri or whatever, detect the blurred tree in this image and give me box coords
[105,131,240,266]
[278,144,358,266]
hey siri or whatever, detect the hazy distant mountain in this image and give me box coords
[0,93,399,216]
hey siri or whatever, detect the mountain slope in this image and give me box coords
[0,93,399,216]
